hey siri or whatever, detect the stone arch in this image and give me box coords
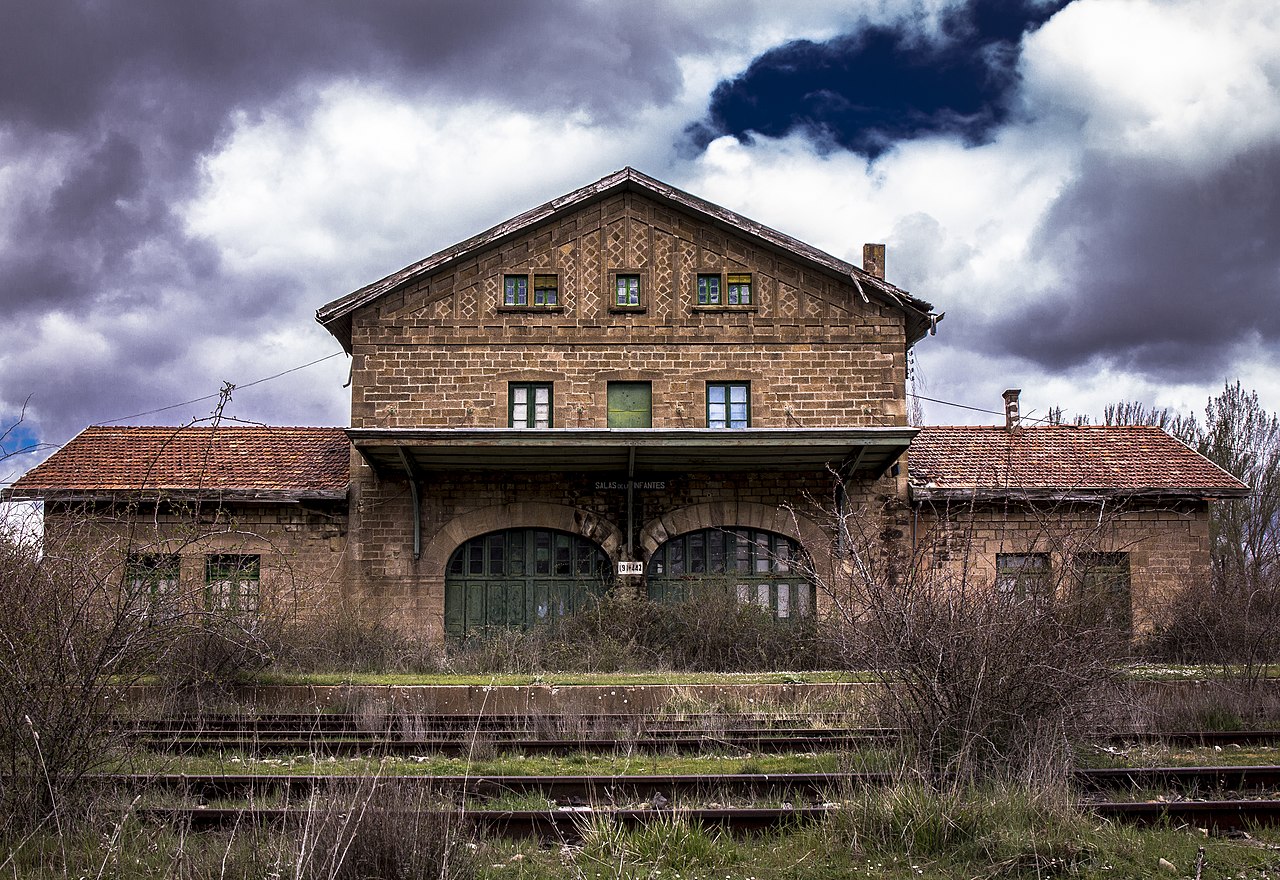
[637,501,833,584]
[421,502,625,578]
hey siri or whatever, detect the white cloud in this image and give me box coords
[139,0,1280,437]
[1021,0,1280,166]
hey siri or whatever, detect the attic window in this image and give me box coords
[696,274,721,305]
[502,273,561,309]
[695,272,756,309]
[503,275,528,306]
[608,270,646,311]
[533,274,558,306]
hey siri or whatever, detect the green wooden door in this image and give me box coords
[607,382,652,428]
[444,529,612,639]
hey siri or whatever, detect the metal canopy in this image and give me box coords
[346,427,916,478]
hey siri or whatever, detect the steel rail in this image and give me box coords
[122,728,1280,757]
[90,765,1280,802]
[125,733,891,755]
[128,799,1280,837]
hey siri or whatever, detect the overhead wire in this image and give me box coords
[0,350,348,480]
[96,351,345,425]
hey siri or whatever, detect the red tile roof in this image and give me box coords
[909,425,1248,500]
[5,426,350,500]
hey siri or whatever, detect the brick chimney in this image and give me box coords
[1002,389,1021,430]
[862,243,885,279]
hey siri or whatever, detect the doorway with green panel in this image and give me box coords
[607,381,652,428]
[443,529,613,638]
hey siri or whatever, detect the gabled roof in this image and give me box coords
[909,425,1248,501]
[316,167,937,352]
[4,426,350,502]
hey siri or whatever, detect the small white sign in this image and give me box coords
[617,561,644,576]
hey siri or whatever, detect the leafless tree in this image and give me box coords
[815,493,1129,787]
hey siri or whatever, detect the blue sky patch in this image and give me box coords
[690,0,1067,157]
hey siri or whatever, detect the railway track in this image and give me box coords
[93,765,1280,801]
[127,799,1280,837]
[121,725,1280,755]
[122,712,859,732]
[122,711,1280,746]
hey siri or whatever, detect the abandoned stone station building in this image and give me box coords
[7,169,1247,639]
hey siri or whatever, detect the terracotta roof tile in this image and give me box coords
[6,426,350,499]
[910,425,1248,498]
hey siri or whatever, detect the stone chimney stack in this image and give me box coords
[862,243,885,280]
[1003,389,1021,430]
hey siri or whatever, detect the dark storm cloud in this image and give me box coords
[689,0,1066,157]
[0,0,709,448]
[990,145,1280,381]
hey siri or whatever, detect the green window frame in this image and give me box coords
[646,528,814,621]
[615,274,641,307]
[727,273,752,305]
[125,553,180,616]
[503,275,528,306]
[707,382,749,428]
[606,381,652,428]
[205,554,260,614]
[533,273,558,306]
[696,273,722,305]
[996,553,1051,603]
[1074,551,1132,633]
[509,382,552,429]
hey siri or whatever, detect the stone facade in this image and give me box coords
[42,497,348,623]
[912,499,1212,634]
[341,186,914,638]
[13,170,1243,646]
[349,190,908,432]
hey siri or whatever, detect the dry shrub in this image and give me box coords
[825,505,1128,785]
[293,781,474,880]
[1143,567,1280,676]
[0,527,162,830]
[445,587,835,674]
[271,605,446,674]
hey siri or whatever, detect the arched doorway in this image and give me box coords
[444,528,612,638]
[645,527,815,619]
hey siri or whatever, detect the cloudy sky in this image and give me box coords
[2,0,1279,480]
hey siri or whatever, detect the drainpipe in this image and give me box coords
[626,446,636,558]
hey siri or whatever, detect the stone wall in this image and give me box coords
[347,459,897,638]
[911,498,1212,633]
[42,497,348,623]
[341,188,913,636]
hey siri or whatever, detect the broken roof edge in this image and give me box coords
[0,486,350,503]
[315,167,936,353]
[909,485,1250,504]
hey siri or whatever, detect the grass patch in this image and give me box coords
[1124,662,1280,682]
[1079,742,1280,769]
[240,669,859,686]
[107,747,859,777]
[6,794,1280,879]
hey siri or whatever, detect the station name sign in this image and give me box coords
[595,480,667,491]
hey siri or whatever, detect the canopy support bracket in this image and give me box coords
[397,447,422,561]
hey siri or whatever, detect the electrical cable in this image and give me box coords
[96,351,345,425]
